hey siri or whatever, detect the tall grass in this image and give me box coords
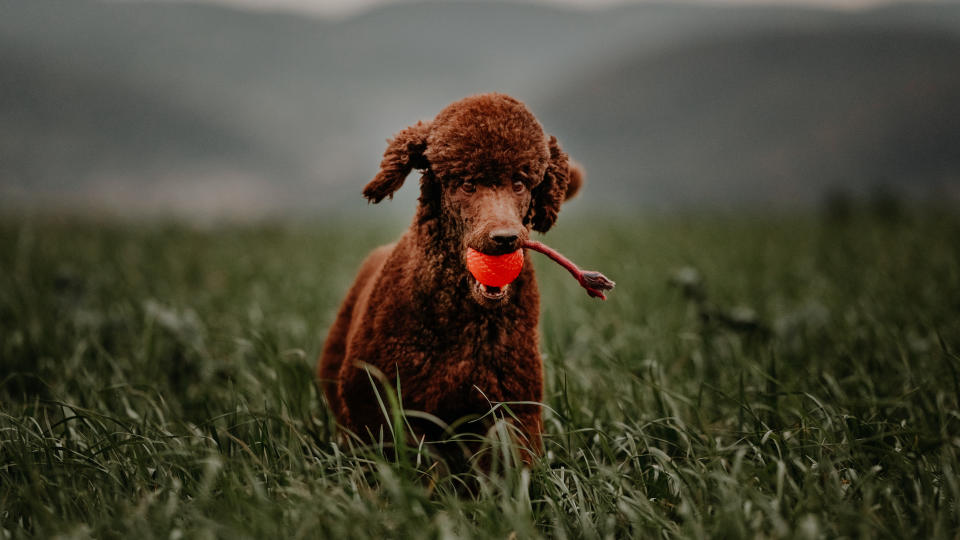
[1,211,958,538]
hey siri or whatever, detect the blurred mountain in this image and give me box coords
[544,27,960,208]
[0,45,291,210]
[2,0,959,215]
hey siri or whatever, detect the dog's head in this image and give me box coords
[363,93,581,304]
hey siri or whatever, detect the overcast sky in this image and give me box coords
[114,0,941,18]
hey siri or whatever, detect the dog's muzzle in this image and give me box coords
[474,280,509,300]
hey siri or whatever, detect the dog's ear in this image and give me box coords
[363,121,431,203]
[530,135,582,232]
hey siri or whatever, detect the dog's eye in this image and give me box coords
[512,180,525,193]
[461,181,476,194]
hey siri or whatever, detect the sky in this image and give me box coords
[113,0,940,18]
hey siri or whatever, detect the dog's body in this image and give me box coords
[317,93,581,459]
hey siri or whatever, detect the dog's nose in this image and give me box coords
[490,229,520,247]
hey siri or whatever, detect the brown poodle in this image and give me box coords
[317,93,582,463]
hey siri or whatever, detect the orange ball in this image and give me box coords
[466,248,524,287]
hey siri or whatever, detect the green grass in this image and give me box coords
[1,211,959,538]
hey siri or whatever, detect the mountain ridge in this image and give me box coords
[3,0,959,215]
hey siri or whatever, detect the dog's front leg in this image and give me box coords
[509,406,544,465]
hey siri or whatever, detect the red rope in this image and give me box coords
[523,240,615,300]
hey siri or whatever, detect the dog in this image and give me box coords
[317,93,582,463]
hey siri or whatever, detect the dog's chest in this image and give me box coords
[399,314,534,406]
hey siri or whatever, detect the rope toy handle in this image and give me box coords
[523,240,616,300]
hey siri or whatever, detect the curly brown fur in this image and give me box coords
[318,93,583,465]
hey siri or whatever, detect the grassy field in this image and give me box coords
[1,210,959,538]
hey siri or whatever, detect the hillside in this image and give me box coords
[2,0,959,214]
[544,27,960,208]
[0,44,290,207]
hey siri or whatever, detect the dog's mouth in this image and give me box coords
[465,246,522,305]
[473,278,510,301]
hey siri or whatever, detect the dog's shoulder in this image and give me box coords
[354,241,396,285]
